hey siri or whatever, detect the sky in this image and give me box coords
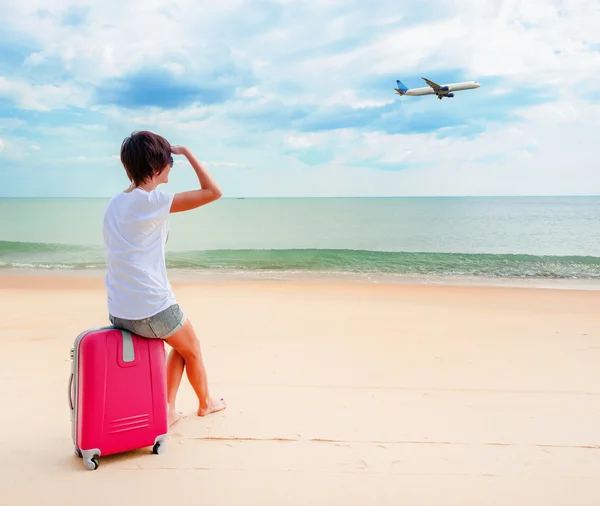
[1,0,599,198]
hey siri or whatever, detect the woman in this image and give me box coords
[102,130,226,425]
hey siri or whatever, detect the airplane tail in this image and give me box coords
[395,79,408,95]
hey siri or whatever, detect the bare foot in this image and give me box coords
[198,397,227,417]
[168,407,183,427]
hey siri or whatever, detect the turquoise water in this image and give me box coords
[1,196,599,281]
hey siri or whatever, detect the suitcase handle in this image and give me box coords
[68,372,74,411]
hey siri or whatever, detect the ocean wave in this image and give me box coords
[1,240,600,279]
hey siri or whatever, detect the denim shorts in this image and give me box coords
[109,304,186,339]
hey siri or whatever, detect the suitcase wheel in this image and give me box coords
[84,457,99,471]
[152,441,165,455]
[152,434,167,455]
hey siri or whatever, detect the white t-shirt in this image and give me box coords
[102,187,177,320]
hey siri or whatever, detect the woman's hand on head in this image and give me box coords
[170,145,188,156]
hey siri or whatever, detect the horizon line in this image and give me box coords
[1,194,599,200]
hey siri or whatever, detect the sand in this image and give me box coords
[0,274,599,506]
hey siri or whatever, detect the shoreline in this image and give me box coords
[1,266,600,291]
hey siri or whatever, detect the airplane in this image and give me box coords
[394,77,481,100]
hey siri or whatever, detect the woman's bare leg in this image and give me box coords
[166,348,185,426]
[165,319,226,416]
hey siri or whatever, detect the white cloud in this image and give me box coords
[284,134,321,150]
[238,86,262,99]
[162,62,186,76]
[5,0,251,84]
[0,76,89,111]
[0,135,38,162]
[322,89,395,109]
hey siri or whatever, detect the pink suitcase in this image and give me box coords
[68,326,168,470]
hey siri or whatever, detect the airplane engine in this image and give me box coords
[447,93,454,98]
[440,86,449,91]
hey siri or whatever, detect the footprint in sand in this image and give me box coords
[356,460,368,469]
[334,443,352,449]
[340,460,368,471]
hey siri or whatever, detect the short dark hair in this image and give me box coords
[120,131,173,186]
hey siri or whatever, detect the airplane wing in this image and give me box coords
[422,77,442,91]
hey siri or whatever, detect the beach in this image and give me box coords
[1,273,599,505]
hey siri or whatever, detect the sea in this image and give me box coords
[1,196,599,288]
